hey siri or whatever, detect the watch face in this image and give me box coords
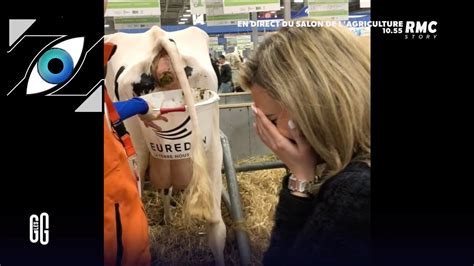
[289,175,307,192]
[288,178,297,191]
[288,174,321,195]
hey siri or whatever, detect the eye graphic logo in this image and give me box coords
[7,19,103,112]
[25,37,85,95]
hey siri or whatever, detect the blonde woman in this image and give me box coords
[240,21,370,265]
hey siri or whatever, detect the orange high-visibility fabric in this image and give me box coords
[104,120,150,266]
[104,42,150,266]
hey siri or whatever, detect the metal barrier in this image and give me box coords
[219,95,271,161]
[220,131,288,266]
[220,131,252,266]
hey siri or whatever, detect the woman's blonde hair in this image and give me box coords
[240,20,370,178]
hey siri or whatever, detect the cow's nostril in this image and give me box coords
[157,72,174,87]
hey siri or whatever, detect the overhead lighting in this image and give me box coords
[280,6,284,9]
[183,14,191,17]
[185,9,191,12]
[104,24,110,28]
[180,17,188,21]
[178,21,186,24]
[294,0,304,2]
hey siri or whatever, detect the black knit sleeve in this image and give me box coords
[263,174,317,265]
[264,163,371,266]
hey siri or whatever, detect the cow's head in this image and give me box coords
[105,26,217,101]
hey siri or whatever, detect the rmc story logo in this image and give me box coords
[404,21,437,39]
[348,20,438,40]
[376,21,438,39]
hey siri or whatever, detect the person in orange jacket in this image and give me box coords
[103,0,156,263]
[103,42,164,266]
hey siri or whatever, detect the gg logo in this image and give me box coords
[29,212,49,245]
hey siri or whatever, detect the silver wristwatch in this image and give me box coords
[288,174,321,196]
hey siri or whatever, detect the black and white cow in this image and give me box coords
[105,26,225,265]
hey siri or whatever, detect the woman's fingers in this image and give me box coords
[254,106,292,153]
[257,120,275,147]
[255,107,285,143]
[288,120,311,152]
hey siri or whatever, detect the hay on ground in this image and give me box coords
[143,155,286,265]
